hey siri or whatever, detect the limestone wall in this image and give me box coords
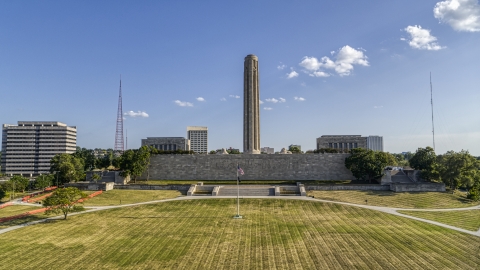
[389,182,446,192]
[65,181,114,191]
[114,184,191,191]
[143,154,354,180]
[307,185,390,191]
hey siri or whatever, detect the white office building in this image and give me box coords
[366,136,383,152]
[1,121,77,176]
[187,126,208,154]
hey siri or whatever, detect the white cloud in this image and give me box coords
[403,25,445,50]
[334,46,369,76]
[264,107,273,110]
[196,97,205,101]
[300,82,306,87]
[286,70,299,79]
[174,100,193,107]
[434,0,480,32]
[266,98,279,103]
[299,56,321,71]
[220,97,226,101]
[124,110,149,117]
[277,64,286,70]
[299,45,369,77]
[265,97,286,103]
[259,100,264,104]
[229,95,240,99]
[312,71,330,77]
[374,105,383,109]
[294,96,305,101]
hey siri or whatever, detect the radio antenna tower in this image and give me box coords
[114,77,124,152]
[430,72,435,151]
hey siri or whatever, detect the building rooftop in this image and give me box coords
[319,135,362,138]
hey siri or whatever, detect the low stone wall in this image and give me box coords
[65,182,114,191]
[144,153,354,181]
[307,185,390,191]
[390,182,446,192]
[114,185,191,191]
[85,171,129,185]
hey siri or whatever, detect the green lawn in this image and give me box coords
[308,190,478,209]
[0,205,42,218]
[399,210,480,231]
[82,190,182,206]
[0,205,54,229]
[0,199,478,269]
[1,191,29,202]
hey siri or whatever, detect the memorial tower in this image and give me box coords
[243,54,260,154]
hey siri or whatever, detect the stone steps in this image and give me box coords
[391,171,413,183]
[217,186,275,196]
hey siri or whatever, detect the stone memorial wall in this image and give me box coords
[144,154,354,180]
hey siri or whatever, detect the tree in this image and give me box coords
[345,148,397,182]
[50,154,85,184]
[227,149,241,154]
[314,148,339,154]
[0,186,6,202]
[409,147,438,181]
[119,146,151,183]
[72,147,97,171]
[403,151,414,161]
[35,174,54,190]
[9,175,30,193]
[437,150,480,190]
[288,146,302,154]
[97,149,116,169]
[43,187,87,219]
[209,150,217,155]
[91,173,101,183]
[467,182,480,201]
[392,153,409,167]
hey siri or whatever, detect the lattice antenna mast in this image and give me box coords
[430,72,435,151]
[114,77,124,152]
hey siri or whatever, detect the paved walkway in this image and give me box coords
[1,196,479,237]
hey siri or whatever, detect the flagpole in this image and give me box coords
[234,163,242,219]
[237,163,240,217]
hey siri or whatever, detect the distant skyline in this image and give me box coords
[1,1,479,155]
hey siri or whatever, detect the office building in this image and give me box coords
[316,135,384,152]
[1,121,77,176]
[366,135,383,151]
[141,137,190,151]
[187,126,208,153]
[261,147,274,154]
[316,135,366,151]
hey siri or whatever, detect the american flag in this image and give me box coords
[237,165,244,175]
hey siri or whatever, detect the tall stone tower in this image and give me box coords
[243,54,260,154]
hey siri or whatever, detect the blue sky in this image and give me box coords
[1,0,479,155]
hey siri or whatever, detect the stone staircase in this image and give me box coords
[187,183,306,196]
[391,170,413,183]
[217,185,275,196]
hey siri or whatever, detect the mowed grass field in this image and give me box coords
[0,205,55,229]
[308,190,478,209]
[0,205,41,218]
[399,210,480,231]
[1,199,479,269]
[82,190,182,206]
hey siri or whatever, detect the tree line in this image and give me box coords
[344,146,480,201]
